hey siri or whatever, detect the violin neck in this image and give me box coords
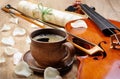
[80,4,119,36]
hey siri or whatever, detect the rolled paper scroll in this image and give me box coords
[17,1,87,27]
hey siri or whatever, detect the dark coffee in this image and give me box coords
[36,38,49,42]
[33,34,64,42]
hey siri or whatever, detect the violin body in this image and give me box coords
[65,18,120,79]
[65,2,120,79]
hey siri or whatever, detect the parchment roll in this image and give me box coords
[18,1,87,27]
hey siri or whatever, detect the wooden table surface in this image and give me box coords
[0,0,120,79]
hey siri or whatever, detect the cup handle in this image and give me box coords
[61,42,75,66]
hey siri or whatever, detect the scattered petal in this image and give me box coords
[0,24,11,32]
[13,52,22,65]
[55,75,63,79]
[71,20,87,28]
[14,61,33,77]
[26,36,31,44]
[44,67,62,79]
[13,27,26,36]
[0,57,6,64]
[1,36,15,46]
[9,18,19,24]
[4,47,18,56]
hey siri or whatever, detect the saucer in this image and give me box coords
[23,50,75,73]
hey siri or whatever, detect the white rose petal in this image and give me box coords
[13,52,22,65]
[55,75,63,79]
[71,20,87,28]
[4,47,18,56]
[1,36,15,46]
[13,27,26,36]
[14,61,33,77]
[9,18,19,24]
[26,36,31,44]
[0,24,11,32]
[44,67,62,79]
[0,57,6,64]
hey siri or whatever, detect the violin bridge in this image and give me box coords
[110,34,120,49]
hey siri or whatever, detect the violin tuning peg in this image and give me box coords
[65,5,76,12]
[90,6,96,10]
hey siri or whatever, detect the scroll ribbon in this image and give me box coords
[38,3,53,21]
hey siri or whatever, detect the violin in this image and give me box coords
[65,1,120,79]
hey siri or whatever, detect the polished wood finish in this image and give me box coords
[66,19,120,79]
[0,0,120,79]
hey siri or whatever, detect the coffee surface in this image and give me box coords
[33,34,64,42]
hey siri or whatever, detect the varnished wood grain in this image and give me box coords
[0,0,120,79]
[66,19,120,79]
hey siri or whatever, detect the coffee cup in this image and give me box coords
[30,28,75,68]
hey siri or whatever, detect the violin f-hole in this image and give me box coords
[98,41,107,58]
[90,41,107,60]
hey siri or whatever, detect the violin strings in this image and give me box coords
[80,4,116,34]
[80,4,120,45]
